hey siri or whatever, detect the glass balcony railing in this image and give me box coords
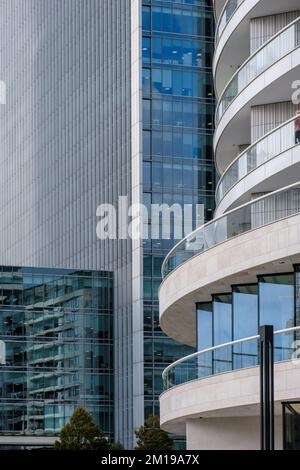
[162,182,300,278]
[163,326,300,391]
[216,17,300,124]
[216,116,300,206]
[216,0,245,43]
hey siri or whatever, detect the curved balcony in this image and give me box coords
[215,0,245,45]
[215,116,300,212]
[213,0,300,96]
[216,16,300,126]
[162,326,300,391]
[160,326,300,447]
[214,0,228,21]
[162,182,300,280]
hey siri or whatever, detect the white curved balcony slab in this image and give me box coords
[214,0,257,95]
[216,147,300,216]
[215,0,245,48]
[214,0,300,96]
[215,117,300,216]
[214,47,300,174]
[160,208,300,346]
[160,359,300,445]
[214,0,228,21]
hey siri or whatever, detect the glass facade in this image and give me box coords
[0,266,113,440]
[142,0,215,425]
[196,268,300,375]
[0,0,133,446]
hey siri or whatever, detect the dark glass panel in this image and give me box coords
[213,294,232,374]
[233,285,258,370]
[259,274,294,362]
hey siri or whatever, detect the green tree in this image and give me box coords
[54,407,109,450]
[135,415,173,450]
[109,441,125,450]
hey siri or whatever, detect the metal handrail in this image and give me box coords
[162,325,300,387]
[215,115,299,206]
[215,0,245,45]
[216,15,300,124]
[161,181,300,279]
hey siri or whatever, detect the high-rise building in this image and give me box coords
[141,0,215,435]
[0,0,215,448]
[159,0,300,450]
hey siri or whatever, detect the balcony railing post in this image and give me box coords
[260,325,275,451]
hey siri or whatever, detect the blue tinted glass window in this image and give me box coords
[163,100,172,126]
[197,303,212,350]
[182,71,192,97]
[152,7,162,31]
[233,285,258,369]
[197,303,213,377]
[163,132,173,156]
[173,163,183,189]
[163,162,172,187]
[162,38,173,64]
[143,100,151,128]
[172,39,181,65]
[162,70,172,94]
[152,69,162,93]
[183,133,193,158]
[152,37,162,64]
[259,274,294,361]
[162,8,172,32]
[173,131,183,157]
[142,37,151,64]
[183,165,193,188]
[143,131,151,157]
[152,162,162,187]
[143,68,151,96]
[152,131,162,155]
[173,70,182,96]
[152,100,162,125]
[182,102,193,127]
[143,162,151,188]
[173,101,182,126]
[213,294,232,374]
[182,40,193,66]
[142,6,151,31]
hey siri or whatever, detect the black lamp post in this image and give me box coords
[260,325,275,450]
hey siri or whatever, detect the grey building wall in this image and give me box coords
[0,0,134,447]
[251,101,298,142]
[250,10,300,53]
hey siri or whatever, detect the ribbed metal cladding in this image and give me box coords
[0,0,134,447]
[250,10,300,53]
[251,102,298,142]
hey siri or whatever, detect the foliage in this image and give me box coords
[54,407,109,451]
[135,415,173,450]
[109,441,125,450]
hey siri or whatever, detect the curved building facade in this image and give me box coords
[159,0,300,450]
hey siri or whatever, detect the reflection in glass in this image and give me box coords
[259,274,294,361]
[197,303,212,377]
[213,294,232,374]
[0,267,113,438]
[233,285,258,369]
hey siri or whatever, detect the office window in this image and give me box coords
[259,274,294,361]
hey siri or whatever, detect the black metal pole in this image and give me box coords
[260,325,274,450]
